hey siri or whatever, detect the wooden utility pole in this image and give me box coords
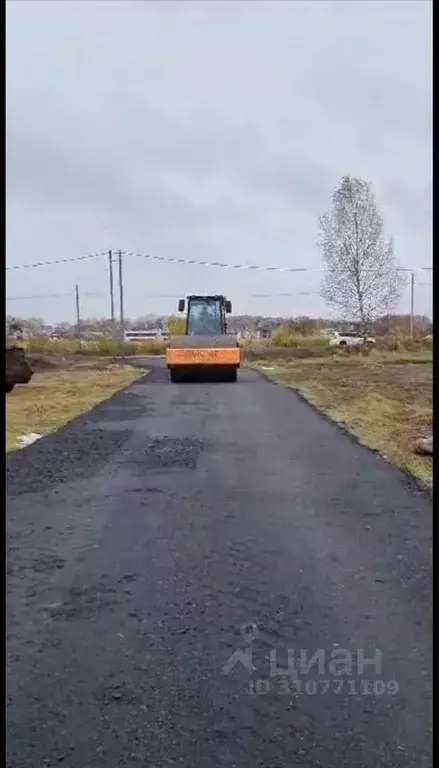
[409,271,415,340]
[75,284,81,340]
[108,250,115,334]
[118,249,125,340]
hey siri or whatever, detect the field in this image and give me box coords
[249,349,433,488]
[6,356,145,452]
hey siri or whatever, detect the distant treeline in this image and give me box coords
[6,313,432,340]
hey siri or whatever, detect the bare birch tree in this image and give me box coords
[318,176,406,330]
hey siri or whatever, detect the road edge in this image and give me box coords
[253,366,432,501]
[6,370,149,455]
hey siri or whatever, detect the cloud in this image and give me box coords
[6,0,432,321]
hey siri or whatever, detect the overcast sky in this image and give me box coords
[6,0,432,322]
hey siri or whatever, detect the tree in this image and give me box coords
[318,175,406,331]
[7,316,23,333]
[22,317,46,337]
[292,316,319,335]
[167,315,186,335]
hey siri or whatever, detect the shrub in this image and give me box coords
[271,329,298,347]
[374,334,428,353]
[271,330,330,349]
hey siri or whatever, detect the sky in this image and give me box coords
[6,0,432,323]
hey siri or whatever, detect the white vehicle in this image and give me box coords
[329,331,376,349]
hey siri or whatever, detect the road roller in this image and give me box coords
[166,295,240,383]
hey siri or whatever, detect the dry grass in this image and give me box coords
[269,330,330,348]
[23,338,167,356]
[18,332,430,359]
[250,351,433,488]
[243,335,432,361]
[243,344,333,362]
[6,359,145,453]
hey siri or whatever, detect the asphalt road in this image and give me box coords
[7,360,432,768]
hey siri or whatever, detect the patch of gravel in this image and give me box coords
[7,379,150,497]
[128,436,205,471]
[6,426,132,497]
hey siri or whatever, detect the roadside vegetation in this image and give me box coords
[15,327,432,359]
[6,357,145,452]
[22,337,167,356]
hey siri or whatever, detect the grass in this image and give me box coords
[269,330,330,348]
[243,333,432,361]
[250,350,433,488]
[6,360,145,452]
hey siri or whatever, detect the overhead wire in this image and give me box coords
[6,249,434,274]
[6,251,109,271]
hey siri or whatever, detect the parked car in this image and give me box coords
[329,331,376,350]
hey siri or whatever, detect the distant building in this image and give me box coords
[83,331,108,340]
[237,329,261,341]
[124,328,168,342]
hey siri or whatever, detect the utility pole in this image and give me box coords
[108,250,115,335]
[118,249,125,341]
[410,271,415,340]
[75,284,81,341]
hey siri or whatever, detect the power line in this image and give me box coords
[5,250,323,273]
[6,292,106,300]
[6,251,108,272]
[128,251,322,273]
[6,292,74,300]
[7,281,431,303]
[6,248,434,274]
[6,290,322,302]
[128,250,432,274]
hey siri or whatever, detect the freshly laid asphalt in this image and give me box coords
[6,359,432,767]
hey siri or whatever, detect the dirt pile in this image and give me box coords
[6,347,33,392]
